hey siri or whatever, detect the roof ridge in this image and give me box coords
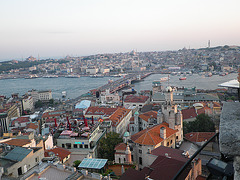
[147,130,156,145]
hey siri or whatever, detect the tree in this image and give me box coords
[183,114,215,134]
[35,100,43,108]
[98,132,123,161]
[73,160,81,168]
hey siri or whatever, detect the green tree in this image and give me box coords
[49,99,54,105]
[35,100,43,108]
[183,114,215,134]
[73,160,81,168]
[98,132,123,161]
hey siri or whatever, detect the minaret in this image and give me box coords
[125,144,132,164]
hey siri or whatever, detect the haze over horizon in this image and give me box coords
[0,0,239,61]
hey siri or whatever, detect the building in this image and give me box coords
[123,95,150,110]
[129,111,158,135]
[100,89,120,105]
[56,123,106,158]
[22,96,34,111]
[0,146,44,178]
[45,147,71,164]
[108,107,132,136]
[29,89,53,103]
[114,143,132,164]
[84,106,118,120]
[129,123,178,169]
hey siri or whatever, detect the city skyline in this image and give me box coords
[0,0,240,61]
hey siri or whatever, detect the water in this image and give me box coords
[133,73,238,92]
[0,73,237,99]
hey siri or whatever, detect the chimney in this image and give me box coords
[54,118,57,127]
[148,148,151,154]
[83,116,88,127]
[67,116,71,130]
[160,127,166,139]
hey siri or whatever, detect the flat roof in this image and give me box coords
[218,79,240,89]
[78,158,108,169]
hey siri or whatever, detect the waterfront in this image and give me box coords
[0,73,237,99]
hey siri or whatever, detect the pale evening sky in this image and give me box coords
[0,0,239,61]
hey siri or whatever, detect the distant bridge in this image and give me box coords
[96,73,152,93]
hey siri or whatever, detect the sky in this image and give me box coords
[0,0,240,61]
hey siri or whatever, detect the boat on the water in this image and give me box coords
[179,77,187,80]
[62,91,67,98]
[90,75,104,78]
[160,77,169,82]
[65,74,80,78]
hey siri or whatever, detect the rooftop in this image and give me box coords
[131,123,178,146]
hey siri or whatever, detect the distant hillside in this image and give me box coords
[199,45,240,51]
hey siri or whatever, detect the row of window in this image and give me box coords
[62,144,89,149]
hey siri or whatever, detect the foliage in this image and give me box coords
[183,114,215,134]
[102,169,113,176]
[73,160,81,168]
[35,100,43,108]
[98,132,123,161]
[49,99,54,105]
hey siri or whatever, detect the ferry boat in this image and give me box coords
[65,74,80,78]
[90,75,104,78]
[160,77,170,82]
[43,75,58,78]
[179,77,187,80]
[62,91,67,98]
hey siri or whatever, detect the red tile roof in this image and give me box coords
[139,111,157,122]
[42,110,66,119]
[197,106,212,115]
[185,132,216,142]
[114,143,127,151]
[109,107,131,127]
[124,95,149,103]
[131,124,178,146]
[45,147,71,161]
[3,139,31,147]
[85,107,117,116]
[181,107,197,120]
[11,117,30,126]
[26,123,38,130]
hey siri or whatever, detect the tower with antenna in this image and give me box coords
[208,40,210,48]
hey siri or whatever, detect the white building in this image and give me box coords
[86,68,99,75]
[29,90,52,103]
[22,96,34,111]
[108,107,132,137]
[100,89,120,105]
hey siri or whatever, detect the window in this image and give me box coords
[74,144,78,148]
[139,149,142,154]
[176,136,178,139]
[167,142,170,146]
[80,144,83,148]
[171,140,173,144]
[132,127,134,132]
[139,157,142,165]
[85,144,88,149]
[35,157,38,162]
[62,144,65,148]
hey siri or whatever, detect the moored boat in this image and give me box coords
[179,77,187,80]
